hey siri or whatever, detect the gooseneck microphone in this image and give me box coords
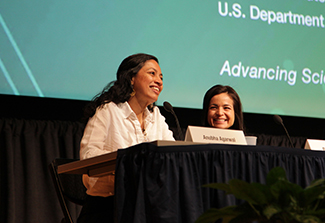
[273,115,294,148]
[163,101,184,140]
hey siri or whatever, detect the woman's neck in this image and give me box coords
[128,97,148,129]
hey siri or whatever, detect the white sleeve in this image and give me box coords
[80,106,111,160]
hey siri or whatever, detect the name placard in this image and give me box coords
[304,139,325,151]
[184,126,247,145]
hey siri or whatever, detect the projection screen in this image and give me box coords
[0,0,324,118]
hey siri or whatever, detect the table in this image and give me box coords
[58,150,117,177]
[57,141,325,223]
[114,142,325,223]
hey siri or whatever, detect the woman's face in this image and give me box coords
[131,59,163,106]
[207,93,235,129]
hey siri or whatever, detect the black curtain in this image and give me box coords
[254,133,307,148]
[0,118,309,223]
[0,118,85,223]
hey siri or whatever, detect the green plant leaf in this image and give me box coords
[195,206,239,223]
[263,204,282,219]
[304,208,325,216]
[307,179,325,189]
[197,167,325,223]
[266,167,287,186]
[205,202,264,223]
[251,183,274,203]
[203,183,232,194]
[228,179,268,204]
[292,214,321,223]
[270,180,303,202]
[228,212,266,223]
[302,186,325,207]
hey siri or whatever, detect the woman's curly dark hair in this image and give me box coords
[83,53,158,119]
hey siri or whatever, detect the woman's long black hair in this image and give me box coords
[83,53,158,119]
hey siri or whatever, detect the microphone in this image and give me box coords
[163,101,184,140]
[273,115,294,148]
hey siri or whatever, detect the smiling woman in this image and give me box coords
[129,59,163,125]
[78,53,175,223]
[202,84,244,131]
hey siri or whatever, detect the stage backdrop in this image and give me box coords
[1,0,325,119]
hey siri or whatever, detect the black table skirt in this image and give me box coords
[115,142,325,223]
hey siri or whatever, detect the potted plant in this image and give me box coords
[196,167,325,223]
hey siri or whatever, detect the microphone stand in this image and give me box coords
[163,102,184,140]
[273,115,294,148]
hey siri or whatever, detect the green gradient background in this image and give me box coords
[0,0,324,118]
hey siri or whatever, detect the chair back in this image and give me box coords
[49,158,87,223]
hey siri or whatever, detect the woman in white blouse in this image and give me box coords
[77,53,175,223]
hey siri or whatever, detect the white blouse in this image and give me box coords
[80,101,175,196]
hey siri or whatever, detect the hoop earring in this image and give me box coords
[130,89,136,97]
